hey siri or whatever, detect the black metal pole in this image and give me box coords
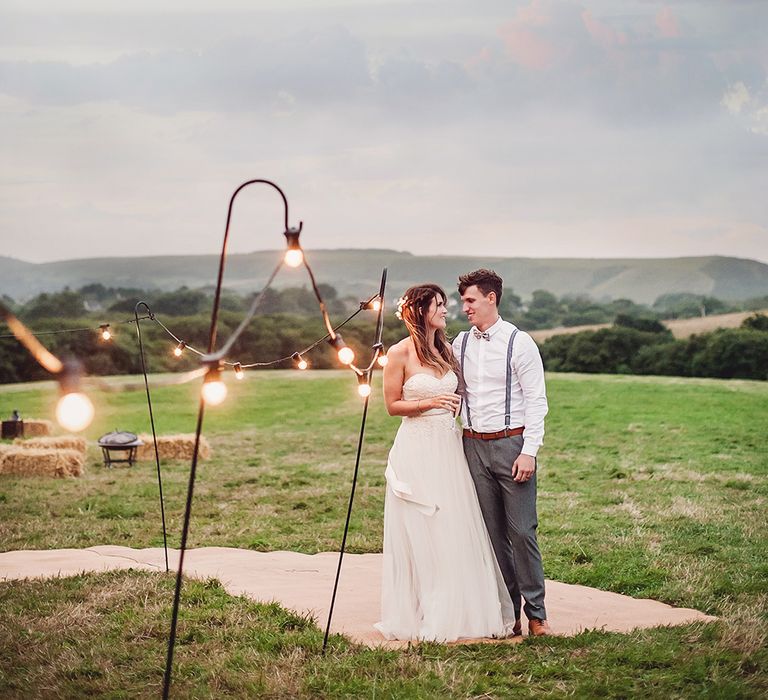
[161,398,206,700]
[134,302,169,573]
[323,268,387,653]
[323,394,370,653]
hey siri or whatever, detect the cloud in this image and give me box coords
[0,2,757,129]
[581,10,627,49]
[721,81,750,114]
[655,6,680,39]
[721,79,768,135]
[497,0,558,70]
[498,23,557,70]
[1,0,767,265]
[0,25,371,112]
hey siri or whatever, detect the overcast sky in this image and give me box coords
[1,0,766,264]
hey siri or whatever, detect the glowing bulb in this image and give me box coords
[371,299,381,311]
[173,341,186,358]
[99,325,111,341]
[173,347,182,357]
[357,382,372,398]
[329,334,354,366]
[338,346,355,365]
[234,363,244,380]
[377,354,389,367]
[292,352,309,370]
[284,248,304,268]
[202,379,227,406]
[202,367,227,406]
[55,392,95,433]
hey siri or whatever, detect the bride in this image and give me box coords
[374,283,518,642]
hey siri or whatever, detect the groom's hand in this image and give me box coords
[512,454,536,482]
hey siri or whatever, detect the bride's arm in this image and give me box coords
[382,344,456,417]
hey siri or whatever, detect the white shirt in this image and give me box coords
[451,316,548,457]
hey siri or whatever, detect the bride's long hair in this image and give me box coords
[399,284,459,375]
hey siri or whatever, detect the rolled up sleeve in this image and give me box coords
[514,333,548,457]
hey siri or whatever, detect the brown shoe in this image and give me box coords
[511,618,522,637]
[528,619,551,637]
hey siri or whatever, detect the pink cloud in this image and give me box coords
[465,46,492,70]
[656,6,680,38]
[498,1,556,70]
[498,24,556,70]
[581,10,628,48]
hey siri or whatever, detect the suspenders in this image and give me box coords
[459,327,519,432]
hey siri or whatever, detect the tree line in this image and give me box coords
[540,313,768,381]
[1,284,766,383]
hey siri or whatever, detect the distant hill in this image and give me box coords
[2,251,768,304]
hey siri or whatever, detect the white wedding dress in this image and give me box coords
[375,370,518,641]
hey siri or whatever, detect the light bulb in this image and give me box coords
[173,341,186,357]
[173,347,182,357]
[357,382,372,398]
[292,352,309,370]
[55,392,95,433]
[284,249,304,268]
[338,346,355,365]
[99,325,111,341]
[371,299,381,311]
[377,354,389,367]
[202,379,227,406]
[202,366,228,406]
[234,363,244,380]
[329,334,354,366]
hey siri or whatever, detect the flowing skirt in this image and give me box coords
[375,413,517,641]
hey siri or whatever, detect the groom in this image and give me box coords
[452,269,551,637]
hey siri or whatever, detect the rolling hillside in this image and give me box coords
[2,251,767,304]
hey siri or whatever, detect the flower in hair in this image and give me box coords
[395,295,409,320]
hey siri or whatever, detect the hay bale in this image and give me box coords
[13,436,87,455]
[21,419,54,437]
[0,443,13,470]
[0,447,84,478]
[136,434,211,461]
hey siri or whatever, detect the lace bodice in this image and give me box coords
[401,371,460,434]
[402,371,458,402]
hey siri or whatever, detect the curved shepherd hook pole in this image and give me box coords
[134,302,170,573]
[323,267,388,653]
[162,180,301,700]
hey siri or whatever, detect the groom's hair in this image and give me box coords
[458,269,503,305]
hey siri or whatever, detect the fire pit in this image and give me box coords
[97,431,144,468]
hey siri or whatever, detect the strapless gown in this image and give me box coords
[374,370,517,641]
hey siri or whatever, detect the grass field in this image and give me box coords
[1,371,767,697]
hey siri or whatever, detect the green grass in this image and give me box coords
[1,371,767,697]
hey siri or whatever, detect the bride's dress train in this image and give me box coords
[375,371,517,641]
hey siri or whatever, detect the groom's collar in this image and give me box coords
[472,315,504,338]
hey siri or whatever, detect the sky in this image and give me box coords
[0,0,766,264]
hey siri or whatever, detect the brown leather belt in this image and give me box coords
[463,427,524,440]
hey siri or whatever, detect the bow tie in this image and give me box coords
[473,329,491,341]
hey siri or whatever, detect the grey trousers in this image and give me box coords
[463,434,547,621]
